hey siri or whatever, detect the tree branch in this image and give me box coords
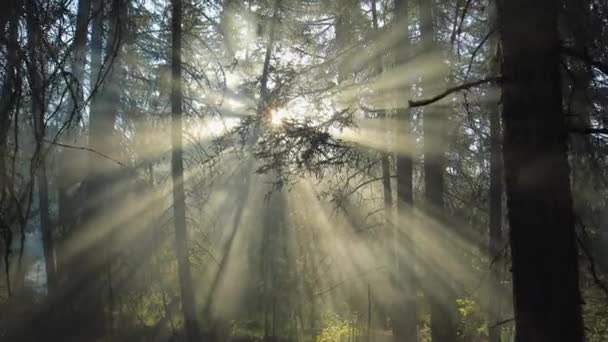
[43,140,126,167]
[408,76,503,108]
[489,318,515,329]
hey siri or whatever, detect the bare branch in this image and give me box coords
[43,140,126,167]
[408,77,503,108]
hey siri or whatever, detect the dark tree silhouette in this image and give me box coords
[499,0,585,340]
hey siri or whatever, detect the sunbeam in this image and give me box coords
[2,0,600,341]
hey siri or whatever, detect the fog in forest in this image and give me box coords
[0,0,607,341]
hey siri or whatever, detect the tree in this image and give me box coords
[418,0,457,340]
[487,56,503,342]
[370,0,393,245]
[26,0,57,294]
[68,0,124,336]
[487,3,503,342]
[0,0,22,298]
[393,0,418,341]
[170,0,202,340]
[498,0,585,340]
[57,0,91,241]
[334,0,357,83]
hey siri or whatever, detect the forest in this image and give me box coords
[0,0,607,341]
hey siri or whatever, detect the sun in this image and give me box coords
[270,108,289,126]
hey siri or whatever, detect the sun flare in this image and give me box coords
[270,107,290,126]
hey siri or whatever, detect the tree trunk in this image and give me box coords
[258,0,280,114]
[259,3,281,338]
[26,0,57,295]
[418,0,457,340]
[370,0,394,232]
[562,0,593,147]
[0,0,21,233]
[57,0,91,235]
[68,0,120,336]
[371,3,394,304]
[487,80,503,342]
[56,0,92,292]
[488,4,503,342]
[334,0,356,83]
[393,0,418,341]
[498,0,585,341]
[171,0,202,340]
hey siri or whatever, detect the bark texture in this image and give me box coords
[499,0,585,341]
